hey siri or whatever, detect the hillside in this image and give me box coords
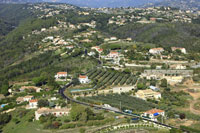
[0,0,42,3]
[105,23,200,52]
[1,0,200,10]
[0,4,35,39]
[0,4,34,26]
[148,0,200,11]
[0,19,13,36]
[0,3,200,90]
[57,0,162,8]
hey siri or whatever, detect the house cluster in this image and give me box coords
[95,6,196,24]
[16,95,38,109]
[143,69,193,78]
[35,107,71,120]
[31,3,75,18]
[170,64,186,70]
[142,69,193,84]
[40,34,76,53]
[135,89,161,100]
[149,47,186,55]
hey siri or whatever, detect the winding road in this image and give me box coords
[59,82,189,132]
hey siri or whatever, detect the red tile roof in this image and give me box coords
[79,75,87,78]
[29,99,38,103]
[110,51,118,54]
[98,49,103,51]
[57,72,67,75]
[151,48,164,51]
[145,109,164,114]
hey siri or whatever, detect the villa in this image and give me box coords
[79,75,90,84]
[28,99,38,109]
[135,89,161,100]
[171,47,186,54]
[35,107,71,120]
[149,48,164,54]
[55,72,68,79]
[143,109,165,121]
[108,51,119,58]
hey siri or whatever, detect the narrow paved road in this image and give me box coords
[59,82,189,132]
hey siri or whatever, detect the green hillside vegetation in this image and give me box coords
[106,22,200,52]
[0,4,34,40]
[0,17,57,69]
[0,4,34,27]
[0,19,13,37]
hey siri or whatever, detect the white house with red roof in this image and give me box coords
[143,109,165,121]
[16,95,34,104]
[149,48,164,54]
[79,75,90,84]
[55,72,68,79]
[108,51,119,58]
[91,46,100,51]
[171,47,186,54]
[97,48,103,54]
[91,46,103,54]
[66,45,74,49]
[29,99,38,109]
[23,95,34,102]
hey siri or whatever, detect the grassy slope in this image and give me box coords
[3,110,44,133]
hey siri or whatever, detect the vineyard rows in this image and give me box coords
[87,68,138,89]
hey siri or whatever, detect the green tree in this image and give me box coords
[170,128,182,133]
[151,64,156,69]
[32,77,46,86]
[72,78,80,86]
[79,128,86,133]
[150,79,156,86]
[70,105,85,121]
[0,80,9,95]
[38,99,49,108]
[0,113,11,125]
[160,79,167,87]
[137,83,145,90]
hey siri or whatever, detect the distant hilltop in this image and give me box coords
[0,0,43,3]
[0,0,199,11]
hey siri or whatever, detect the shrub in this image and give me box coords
[79,128,86,133]
[64,119,71,123]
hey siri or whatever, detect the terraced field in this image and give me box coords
[87,68,138,89]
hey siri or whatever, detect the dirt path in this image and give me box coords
[190,100,200,115]
[186,91,200,115]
